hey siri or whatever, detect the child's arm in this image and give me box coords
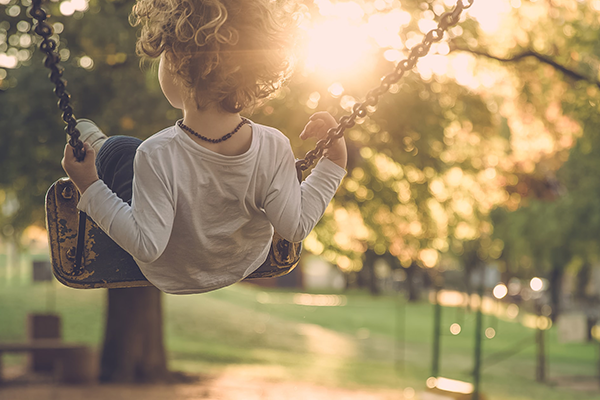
[263,112,347,243]
[62,144,175,264]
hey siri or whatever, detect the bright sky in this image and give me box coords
[301,0,506,88]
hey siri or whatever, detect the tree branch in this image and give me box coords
[450,43,600,89]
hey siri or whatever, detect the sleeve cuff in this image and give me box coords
[315,157,347,180]
[77,179,107,212]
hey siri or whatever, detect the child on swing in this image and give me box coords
[61,0,347,294]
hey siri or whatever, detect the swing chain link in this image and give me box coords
[29,0,86,161]
[295,0,474,175]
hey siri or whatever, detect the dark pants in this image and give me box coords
[95,136,142,205]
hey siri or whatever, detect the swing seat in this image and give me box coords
[45,178,302,289]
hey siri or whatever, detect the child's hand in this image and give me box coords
[300,112,347,169]
[62,143,99,195]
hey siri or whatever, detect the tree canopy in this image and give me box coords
[1,0,600,287]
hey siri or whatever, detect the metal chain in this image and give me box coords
[29,0,86,161]
[295,0,474,176]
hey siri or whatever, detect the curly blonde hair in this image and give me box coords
[131,0,299,113]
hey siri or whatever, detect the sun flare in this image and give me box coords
[301,0,504,85]
[304,19,372,76]
[301,0,412,78]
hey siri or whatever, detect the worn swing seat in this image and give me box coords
[46,178,302,289]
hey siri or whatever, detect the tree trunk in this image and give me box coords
[549,268,562,322]
[575,262,591,300]
[548,261,564,322]
[461,242,480,312]
[405,262,421,302]
[362,249,380,295]
[100,286,168,383]
[535,304,546,382]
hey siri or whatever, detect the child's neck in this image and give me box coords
[182,107,241,136]
[180,103,253,156]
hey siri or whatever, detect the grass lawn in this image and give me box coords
[1,280,599,400]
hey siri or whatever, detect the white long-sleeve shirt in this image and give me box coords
[77,120,346,294]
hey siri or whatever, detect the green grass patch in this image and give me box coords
[0,281,599,399]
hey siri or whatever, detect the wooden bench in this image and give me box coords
[0,340,95,384]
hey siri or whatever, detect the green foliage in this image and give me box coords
[4,0,600,283]
[488,1,600,288]
[0,0,175,238]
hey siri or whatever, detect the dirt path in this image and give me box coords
[0,381,405,400]
[0,368,408,400]
[0,382,405,400]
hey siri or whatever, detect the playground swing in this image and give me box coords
[30,0,473,289]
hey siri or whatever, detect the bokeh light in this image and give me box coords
[592,325,600,341]
[419,248,439,268]
[59,1,75,16]
[328,82,344,97]
[7,5,21,17]
[78,56,93,69]
[60,0,88,15]
[508,278,521,296]
[536,316,551,330]
[506,304,519,319]
[426,377,437,389]
[0,53,17,69]
[530,277,543,292]
[492,283,508,299]
[450,323,461,335]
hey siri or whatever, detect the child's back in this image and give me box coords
[77,120,344,293]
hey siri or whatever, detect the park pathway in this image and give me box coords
[0,367,406,400]
[0,381,403,400]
